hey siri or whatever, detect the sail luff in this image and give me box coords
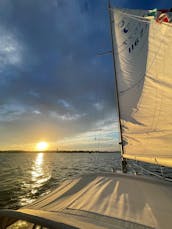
[108,2,124,156]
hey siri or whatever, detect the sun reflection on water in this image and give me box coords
[31,153,44,180]
[19,153,52,206]
[35,152,43,166]
[31,153,51,187]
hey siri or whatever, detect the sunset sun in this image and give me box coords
[36,141,48,151]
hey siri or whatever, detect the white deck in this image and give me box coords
[0,173,172,228]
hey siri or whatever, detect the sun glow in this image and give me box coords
[36,141,48,151]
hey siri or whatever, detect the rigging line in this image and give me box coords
[110,8,151,23]
[132,162,172,182]
[127,161,137,174]
[111,8,172,28]
[97,50,112,56]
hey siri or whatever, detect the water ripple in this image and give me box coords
[0,152,121,209]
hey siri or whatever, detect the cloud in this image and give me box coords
[94,102,104,111]
[32,110,41,115]
[0,26,23,69]
[0,103,26,121]
[49,111,86,121]
[3,0,172,150]
[56,115,119,151]
[0,0,118,150]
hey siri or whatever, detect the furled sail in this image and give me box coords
[111,8,172,167]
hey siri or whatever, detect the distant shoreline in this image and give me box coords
[0,150,120,154]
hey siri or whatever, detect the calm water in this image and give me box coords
[0,152,121,209]
[0,152,172,210]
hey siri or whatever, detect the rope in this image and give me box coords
[110,8,151,23]
[131,161,172,182]
[110,8,172,28]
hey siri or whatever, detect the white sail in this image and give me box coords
[111,8,172,167]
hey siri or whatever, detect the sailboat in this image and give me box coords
[0,5,172,229]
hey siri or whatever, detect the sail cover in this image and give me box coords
[111,8,172,167]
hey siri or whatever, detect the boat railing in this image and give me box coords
[129,161,172,182]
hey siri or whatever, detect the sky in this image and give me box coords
[0,0,171,151]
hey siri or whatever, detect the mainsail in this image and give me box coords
[111,8,172,167]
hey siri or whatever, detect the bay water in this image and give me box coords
[0,152,172,210]
[0,152,121,209]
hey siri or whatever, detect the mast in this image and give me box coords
[108,1,127,173]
